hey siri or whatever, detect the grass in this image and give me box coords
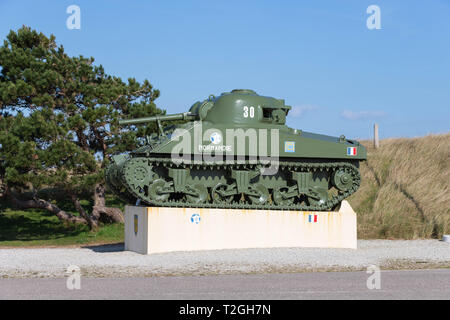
[348,133,450,239]
[0,195,124,247]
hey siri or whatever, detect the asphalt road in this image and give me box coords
[0,269,448,299]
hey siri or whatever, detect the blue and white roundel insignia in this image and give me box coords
[284,141,295,153]
[190,213,201,224]
[210,132,222,145]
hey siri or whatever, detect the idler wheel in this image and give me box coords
[332,169,353,192]
[186,184,209,204]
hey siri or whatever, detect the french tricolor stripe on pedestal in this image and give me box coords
[308,214,318,223]
[347,147,357,156]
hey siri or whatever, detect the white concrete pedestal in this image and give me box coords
[124,201,357,254]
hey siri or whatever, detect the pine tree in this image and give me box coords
[0,26,162,229]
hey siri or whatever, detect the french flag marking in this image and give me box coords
[347,147,357,156]
[308,214,318,223]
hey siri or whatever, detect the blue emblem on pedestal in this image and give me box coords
[190,213,201,224]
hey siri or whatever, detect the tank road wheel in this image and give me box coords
[148,179,171,202]
[247,183,270,205]
[307,187,328,207]
[186,184,209,204]
[273,186,295,206]
[212,183,235,204]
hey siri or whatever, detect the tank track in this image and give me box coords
[120,157,361,211]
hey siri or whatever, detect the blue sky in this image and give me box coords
[1,0,449,139]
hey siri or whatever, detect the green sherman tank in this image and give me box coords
[106,89,366,211]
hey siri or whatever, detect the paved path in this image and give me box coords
[0,269,449,299]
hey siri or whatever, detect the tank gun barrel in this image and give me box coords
[119,112,197,125]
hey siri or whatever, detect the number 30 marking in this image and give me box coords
[243,106,255,118]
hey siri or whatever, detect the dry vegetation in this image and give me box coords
[348,133,450,239]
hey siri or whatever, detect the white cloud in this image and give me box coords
[341,109,386,120]
[289,105,319,117]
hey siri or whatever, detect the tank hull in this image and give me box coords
[138,121,366,161]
